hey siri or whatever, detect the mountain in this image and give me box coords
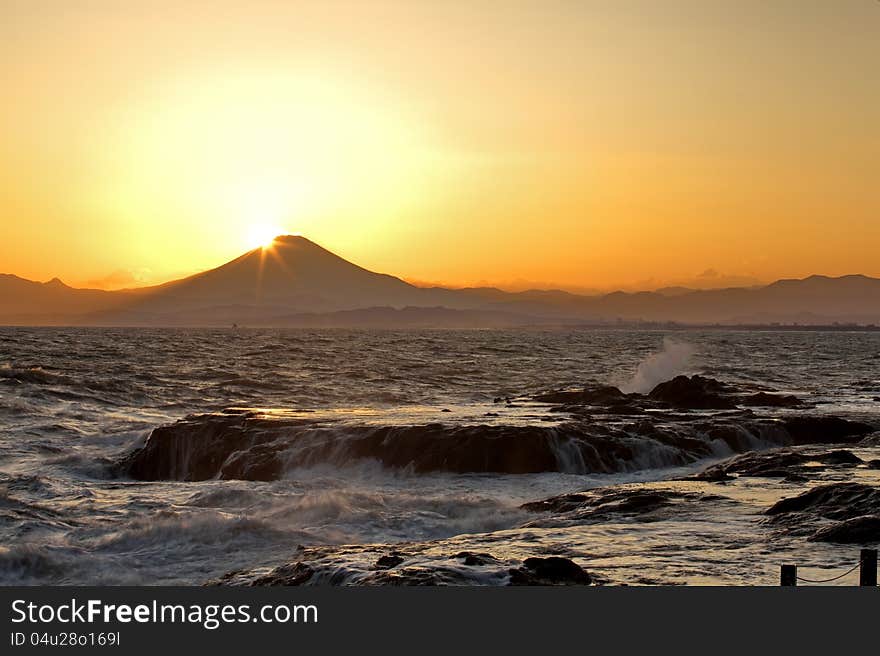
[0,274,140,324]
[1,236,879,326]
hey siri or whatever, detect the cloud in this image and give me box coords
[83,269,151,290]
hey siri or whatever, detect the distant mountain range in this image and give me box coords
[2,235,879,327]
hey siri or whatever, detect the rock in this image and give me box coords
[867,459,880,470]
[738,392,801,408]
[521,493,589,513]
[765,482,880,521]
[691,449,865,482]
[688,449,808,480]
[454,552,499,566]
[533,385,631,406]
[521,487,726,527]
[814,450,863,466]
[508,557,591,585]
[120,411,745,480]
[649,376,738,409]
[781,416,875,445]
[249,562,314,586]
[374,554,404,570]
[809,515,880,544]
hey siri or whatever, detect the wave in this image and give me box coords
[0,364,72,386]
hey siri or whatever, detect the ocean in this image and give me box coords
[1,327,878,585]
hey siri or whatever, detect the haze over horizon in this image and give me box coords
[0,232,862,296]
[2,1,878,291]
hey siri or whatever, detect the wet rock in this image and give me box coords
[533,385,631,406]
[521,486,726,527]
[118,412,294,481]
[649,376,737,410]
[249,562,314,586]
[521,493,589,513]
[454,552,499,566]
[867,459,880,470]
[765,482,880,521]
[688,448,865,483]
[374,554,404,570]
[688,449,809,480]
[781,416,875,445]
[738,392,801,408]
[815,450,863,466]
[120,411,738,480]
[508,557,591,586]
[117,394,876,482]
[809,515,880,544]
[359,566,491,586]
[596,404,645,416]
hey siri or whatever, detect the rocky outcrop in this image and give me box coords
[116,376,876,482]
[687,448,865,481]
[520,486,728,528]
[809,515,880,544]
[508,557,591,585]
[765,482,880,520]
[781,416,874,445]
[648,375,738,409]
[533,385,632,406]
[738,392,802,408]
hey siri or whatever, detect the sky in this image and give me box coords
[1,0,878,291]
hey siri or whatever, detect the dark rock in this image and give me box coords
[120,411,739,480]
[649,376,737,409]
[597,404,645,415]
[521,487,726,526]
[533,385,631,406]
[814,450,863,466]
[454,552,499,566]
[809,515,880,544]
[765,482,880,521]
[689,450,808,480]
[739,392,801,408]
[249,562,314,586]
[360,566,492,586]
[521,493,589,513]
[508,557,591,585]
[867,459,880,470]
[782,416,875,445]
[374,554,404,570]
[117,399,876,483]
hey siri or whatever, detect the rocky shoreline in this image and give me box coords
[118,375,876,481]
[107,374,880,586]
[209,439,880,586]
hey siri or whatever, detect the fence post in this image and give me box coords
[781,564,797,586]
[860,549,877,587]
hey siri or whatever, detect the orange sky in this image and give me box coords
[1,1,878,292]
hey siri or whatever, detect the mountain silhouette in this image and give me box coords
[2,236,879,326]
[126,235,426,313]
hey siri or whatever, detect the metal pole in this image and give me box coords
[860,549,877,587]
[781,564,797,586]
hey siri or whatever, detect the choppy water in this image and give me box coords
[1,328,879,585]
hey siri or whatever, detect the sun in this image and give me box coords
[246,223,285,250]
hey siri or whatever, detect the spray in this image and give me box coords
[622,337,696,394]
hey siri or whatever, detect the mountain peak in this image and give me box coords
[44,277,68,288]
